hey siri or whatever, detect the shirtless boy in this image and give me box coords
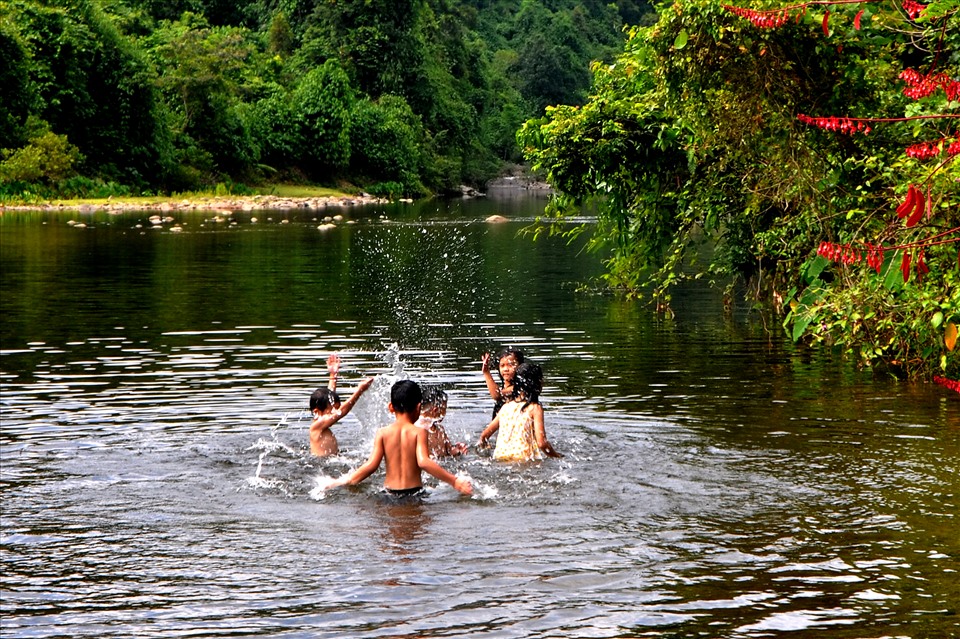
[309,354,374,456]
[329,380,473,497]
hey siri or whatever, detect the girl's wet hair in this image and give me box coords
[391,380,422,414]
[512,362,543,407]
[497,348,525,366]
[310,388,340,412]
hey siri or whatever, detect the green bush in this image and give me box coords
[293,59,354,176]
[350,95,424,193]
[0,131,83,184]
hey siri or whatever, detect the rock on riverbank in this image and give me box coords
[0,193,390,213]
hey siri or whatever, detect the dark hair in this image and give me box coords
[420,384,448,409]
[497,348,525,366]
[390,380,422,414]
[512,362,543,408]
[309,388,340,412]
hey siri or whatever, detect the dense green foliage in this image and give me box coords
[520,0,959,379]
[0,0,654,197]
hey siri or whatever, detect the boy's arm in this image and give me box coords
[436,426,466,457]
[532,404,562,458]
[309,413,339,442]
[329,430,385,488]
[481,353,501,400]
[477,416,500,448]
[336,377,374,419]
[327,354,341,392]
[417,430,472,495]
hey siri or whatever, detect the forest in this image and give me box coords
[0,0,654,198]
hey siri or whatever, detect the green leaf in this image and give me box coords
[801,255,829,285]
[932,311,944,328]
[674,30,688,49]
[792,312,813,342]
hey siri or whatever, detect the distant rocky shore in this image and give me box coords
[0,177,552,214]
[0,193,392,213]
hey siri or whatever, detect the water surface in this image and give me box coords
[1,195,957,638]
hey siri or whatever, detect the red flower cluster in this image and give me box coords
[905,140,943,160]
[865,244,887,274]
[903,250,930,282]
[797,114,871,135]
[817,241,933,281]
[901,0,926,19]
[933,376,960,393]
[899,68,960,101]
[907,136,960,160]
[722,4,791,28]
[816,241,887,273]
[817,241,862,265]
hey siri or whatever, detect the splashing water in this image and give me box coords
[309,474,342,500]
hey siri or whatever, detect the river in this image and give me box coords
[1,193,957,638]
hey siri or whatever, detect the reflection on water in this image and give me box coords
[1,197,957,638]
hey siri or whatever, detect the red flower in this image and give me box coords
[901,0,926,20]
[933,376,960,394]
[915,249,930,280]
[722,5,791,28]
[905,140,942,160]
[900,68,957,101]
[797,114,870,135]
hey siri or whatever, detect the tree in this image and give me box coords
[293,59,354,176]
[349,95,426,194]
[0,124,83,184]
[147,12,259,183]
[2,0,171,186]
[0,27,34,150]
[519,0,959,379]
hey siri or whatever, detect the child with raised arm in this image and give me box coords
[477,362,562,461]
[416,385,468,458]
[329,380,472,497]
[309,354,374,457]
[481,348,524,418]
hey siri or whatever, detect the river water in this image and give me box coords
[1,193,957,638]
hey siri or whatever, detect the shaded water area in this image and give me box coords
[1,193,957,638]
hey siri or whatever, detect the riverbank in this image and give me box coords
[0,192,396,213]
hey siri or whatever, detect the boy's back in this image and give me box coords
[331,380,472,496]
[379,419,430,490]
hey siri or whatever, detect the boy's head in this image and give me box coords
[310,387,341,414]
[419,385,448,420]
[390,380,422,417]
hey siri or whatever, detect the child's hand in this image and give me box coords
[541,442,563,458]
[481,352,491,373]
[450,442,469,456]
[476,436,490,450]
[454,476,473,496]
[327,354,341,377]
[357,377,374,392]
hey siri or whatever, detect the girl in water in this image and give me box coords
[481,348,524,417]
[477,362,562,461]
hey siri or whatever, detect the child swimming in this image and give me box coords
[416,385,468,458]
[309,354,374,456]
